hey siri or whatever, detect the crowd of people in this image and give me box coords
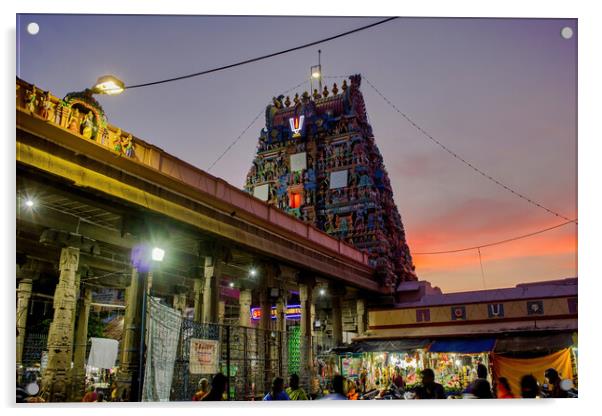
[190,364,576,401]
[17,365,575,402]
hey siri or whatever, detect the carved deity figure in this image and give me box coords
[122,134,134,157]
[81,112,94,140]
[68,108,80,133]
[112,128,123,152]
[25,88,37,113]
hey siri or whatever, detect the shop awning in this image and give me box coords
[494,333,574,353]
[353,338,431,353]
[428,338,496,353]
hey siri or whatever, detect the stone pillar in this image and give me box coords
[299,279,315,387]
[70,287,92,401]
[173,293,188,317]
[116,268,144,402]
[275,292,287,380]
[16,278,33,371]
[192,277,204,323]
[356,298,367,336]
[40,246,80,402]
[275,295,286,334]
[259,288,271,331]
[329,283,345,347]
[238,289,252,328]
[218,300,226,325]
[202,255,222,324]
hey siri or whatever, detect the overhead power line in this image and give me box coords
[412,218,576,255]
[363,76,576,225]
[125,17,398,90]
[207,79,309,171]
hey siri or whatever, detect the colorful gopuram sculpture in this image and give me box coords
[244,74,417,288]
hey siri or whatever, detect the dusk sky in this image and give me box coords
[16,15,577,293]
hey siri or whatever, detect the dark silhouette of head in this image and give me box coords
[498,377,512,394]
[544,368,560,384]
[477,364,488,379]
[332,375,346,395]
[520,374,540,398]
[272,377,285,394]
[472,379,493,398]
[421,368,435,385]
[289,374,300,390]
[211,373,227,395]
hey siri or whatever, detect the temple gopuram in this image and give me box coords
[245,74,417,289]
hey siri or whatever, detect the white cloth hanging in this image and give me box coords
[87,337,119,369]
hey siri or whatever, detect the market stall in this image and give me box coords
[425,338,496,394]
[492,332,577,395]
[346,339,430,392]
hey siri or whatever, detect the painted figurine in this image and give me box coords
[81,112,94,140]
[122,134,134,157]
[68,108,80,133]
[25,88,38,113]
[112,128,123,153]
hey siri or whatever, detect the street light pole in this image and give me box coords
[136,270,150,402]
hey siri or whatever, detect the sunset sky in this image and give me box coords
[16,15,577,293]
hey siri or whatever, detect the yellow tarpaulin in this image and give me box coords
[492,348,574,397]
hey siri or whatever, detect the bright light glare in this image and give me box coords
[319,288,326,296]
[151,247,165,262]
[229,282,235,288]
[249,268,257,277]
[25,199,34,208]
[312,71,321,79]
[93,75,125,95]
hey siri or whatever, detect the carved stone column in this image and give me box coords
[116,268,144,402]
[329,283,346,347]
[16,278,33,371]
[40,246,80,402]
[173,293,188,317]
[356,298,367,336]
[70,287,92,401]
[238,289,252,328]
[299,277,315,388]
[202,255,223,324]
[192,275,205,323]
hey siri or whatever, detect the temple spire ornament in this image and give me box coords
[244,74,417,290]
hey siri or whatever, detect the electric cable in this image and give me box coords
[363,76,576,225]
[207,79,309,171]
[125,17,398,90]
[412,218,576,255]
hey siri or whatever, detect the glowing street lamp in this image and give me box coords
[92,75,125,95]
[151,247,165,262]
[25,199,34,208]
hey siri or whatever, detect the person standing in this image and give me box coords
[520,374,540,398]
[392,366,405,390]
[81,386,98,402]
[285,374,308,400]
[496,377,515,399]
[263,377,290,401]
[201,373,227,401]
[414,369,445,399]
[544,368,568,398]
[192,378,210,401]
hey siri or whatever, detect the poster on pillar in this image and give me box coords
[189,338,220,374]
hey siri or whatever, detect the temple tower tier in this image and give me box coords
[244,74,416,289]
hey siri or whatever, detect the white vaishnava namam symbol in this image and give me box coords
[289,115,305,137]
